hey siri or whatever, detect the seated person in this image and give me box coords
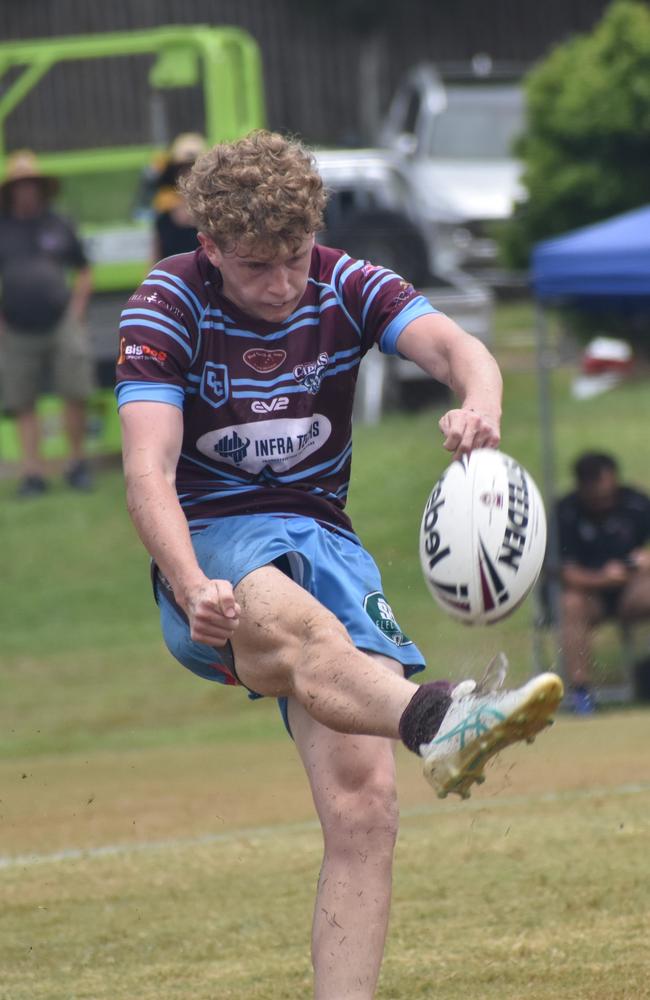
[556,452,650,712]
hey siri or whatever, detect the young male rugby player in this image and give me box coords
[116,130,562,999]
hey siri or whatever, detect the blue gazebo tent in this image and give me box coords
[531,204,650,303]
[529,204,650,697]
[530,203,650,507]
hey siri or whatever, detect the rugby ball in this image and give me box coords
[419,449,547,625]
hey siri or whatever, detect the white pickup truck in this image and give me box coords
[318,63,525,286]
[314,65,524,420]
[314,148,494,423]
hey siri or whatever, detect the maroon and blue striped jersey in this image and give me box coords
[115,243,437,532]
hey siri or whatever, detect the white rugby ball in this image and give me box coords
[419,449,547,625]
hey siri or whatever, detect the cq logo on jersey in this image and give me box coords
[251,396,290,414]
[200,362,229,410]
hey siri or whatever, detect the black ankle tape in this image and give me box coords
[399,681,453,755]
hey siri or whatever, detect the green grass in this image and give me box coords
[1,768,649,999]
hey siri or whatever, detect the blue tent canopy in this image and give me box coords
[531,205,650,303]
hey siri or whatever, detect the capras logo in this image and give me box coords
[251,396,290,414]
[293,352,329,394]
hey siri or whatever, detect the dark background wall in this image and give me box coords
[0,0,614,146]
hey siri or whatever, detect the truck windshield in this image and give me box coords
[426,86,524,160]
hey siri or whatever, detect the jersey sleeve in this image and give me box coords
[333,255,439,356]
[114,266,202,411]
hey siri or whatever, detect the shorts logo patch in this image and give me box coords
[363,591,413,647]
[200,362,229,410]
[243,348,287,373]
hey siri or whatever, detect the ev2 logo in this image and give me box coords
[251,396,289,414]
[200,362,229,410]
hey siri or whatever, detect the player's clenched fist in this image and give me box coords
[186,579,241,646]
[438,406,500,457]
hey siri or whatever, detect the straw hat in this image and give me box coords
[152,133,207,205]
[169,132,206,165]
[0,150,59,210]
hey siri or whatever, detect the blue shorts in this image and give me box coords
[154,513,426,731]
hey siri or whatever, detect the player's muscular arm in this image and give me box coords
[396,313,502,455]
[120,401,240,645]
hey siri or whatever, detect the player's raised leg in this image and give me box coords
[231,564,417,735]
[231,568,564,800]
[287,664,401,1000]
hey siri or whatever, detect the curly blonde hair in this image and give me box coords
[179,130,327,255]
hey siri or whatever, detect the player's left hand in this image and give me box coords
[438,407,500,457]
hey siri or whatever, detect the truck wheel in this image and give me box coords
[319,210,432,286]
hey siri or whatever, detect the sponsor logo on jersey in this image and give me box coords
[293,352,329,394]
[117,337,168,365]
[196,415,332,474]
[129,291,185,319]
[214,430,250,465]
[200,362,229,410]
[243,348,287,373]
[363,591,412,646]
[251,396,290,414]
[390,280,415,310]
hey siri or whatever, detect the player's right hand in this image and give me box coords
[186,579,241,647]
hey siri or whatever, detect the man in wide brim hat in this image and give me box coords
[0,149,60,213]
[0,146,95,497]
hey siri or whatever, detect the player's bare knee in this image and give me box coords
[320,767,399,853]
[293,613,355,680]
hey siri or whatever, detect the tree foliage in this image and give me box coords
[501,0,650,268]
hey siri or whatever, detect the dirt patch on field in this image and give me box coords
[1,709,648,859]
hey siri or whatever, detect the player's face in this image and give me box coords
[199,233,314,323]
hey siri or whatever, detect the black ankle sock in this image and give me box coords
[399,681,454,755]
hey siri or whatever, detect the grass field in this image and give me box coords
[1,301,650,998]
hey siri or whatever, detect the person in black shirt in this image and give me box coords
[556,452,650,712]
[0,150,94,497]
[151,133,205,262]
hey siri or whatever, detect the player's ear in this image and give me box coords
[198,232,222,267]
